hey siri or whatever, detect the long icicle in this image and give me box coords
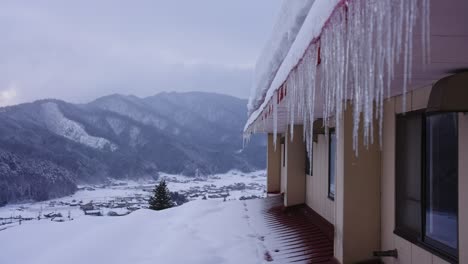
[245,0,430,157]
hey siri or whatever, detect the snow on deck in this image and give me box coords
[245,197,335,264]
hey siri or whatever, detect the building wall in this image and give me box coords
[338,104,382,264]
[268,85,466,263]
[380,85,461,264]
[267,134,282,193]
[335,119,345,262]
[303,105,381,263]
[305,134,335,224]
[284,125,306,207]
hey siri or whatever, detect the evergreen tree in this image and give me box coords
[148,180,174,211]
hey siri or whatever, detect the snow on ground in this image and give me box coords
[0,200,265,264]
[0,170,266,231]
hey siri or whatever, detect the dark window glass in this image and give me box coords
[395,113,423,238]
[395,112,459,261]
[328,130,336,200]
[425,113,458,251]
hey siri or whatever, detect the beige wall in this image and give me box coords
[284,125,306,207]
[381,97,397,263]
[305,134,335,224]
[273,84,465,263]
[334,104,382,264]
[266,133,281,193]
[302,105,381,263]
[380,85,455,264]
[335,119,345,262]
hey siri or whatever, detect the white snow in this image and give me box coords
[41,102,118,151]
[96,97,168,130]
[129,126,143,146]
[245,0,340,132]
[0,170,266,223]
[248,0,315,115]
[106,117,126,135]
[0,200,264,264]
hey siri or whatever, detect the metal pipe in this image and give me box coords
[373,249,398,258]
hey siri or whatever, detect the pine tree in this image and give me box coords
[148,180,174,211]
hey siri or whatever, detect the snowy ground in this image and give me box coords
[0,200,267,264]
[0,171,268,264]
[0,170,266,231]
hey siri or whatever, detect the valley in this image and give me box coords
[0,92,266,205]
[0,170,266,231]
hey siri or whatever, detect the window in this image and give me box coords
[395,113,423,239]
[425,113,458,254]
[395,112,458,261]
[328,129,336,200]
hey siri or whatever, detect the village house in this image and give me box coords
[244,0,468,263]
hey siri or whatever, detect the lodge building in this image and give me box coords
[244,1,468,263]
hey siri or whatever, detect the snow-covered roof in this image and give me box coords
[246,0,340,132]
[247,0,316,116]
[244,0,435,155]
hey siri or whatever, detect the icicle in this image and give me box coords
[245,0,430,155]
[402,1,410,113]
[423,0,431,65]
[273,96,278,148]
[303,43,318,175]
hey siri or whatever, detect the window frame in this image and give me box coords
[394,110,424,242]
[394,111,459,263]
[328,129,336,201]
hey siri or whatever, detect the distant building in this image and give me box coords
[79,203,94,211]
[244,1,468,263]
[83,210,102,216]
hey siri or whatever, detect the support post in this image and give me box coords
[284,125,306,207]
[267,133,281,194]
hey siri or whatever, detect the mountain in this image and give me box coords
[0,92,265,204]
[0,150,77,206]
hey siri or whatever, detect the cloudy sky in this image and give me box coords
[0,0,282,106]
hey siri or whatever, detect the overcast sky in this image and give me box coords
[0,0,282,106]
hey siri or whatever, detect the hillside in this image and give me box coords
[0,92,265,203]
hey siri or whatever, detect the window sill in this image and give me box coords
[393,230,458,264]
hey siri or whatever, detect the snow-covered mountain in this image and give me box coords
[0,92,265,204]
[40,102,118,151]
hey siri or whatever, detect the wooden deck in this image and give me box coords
[244,196,337,264]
